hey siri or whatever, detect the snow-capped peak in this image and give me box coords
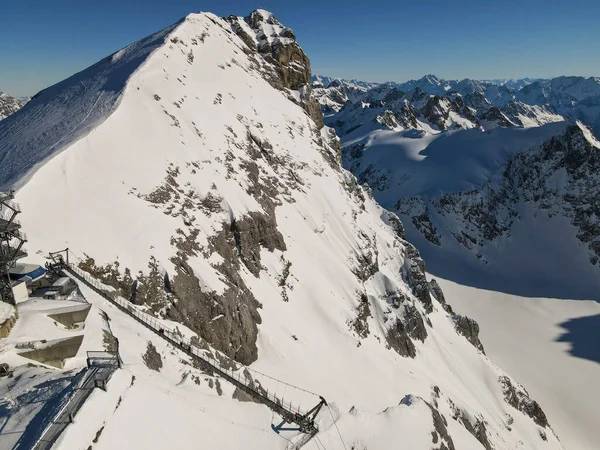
[577,120,600,148]
[0,10,566,450]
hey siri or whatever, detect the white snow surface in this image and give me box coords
[0,11,566,450]
[438,277,600,450]
[342,121,567,202]
[0,302,13,322]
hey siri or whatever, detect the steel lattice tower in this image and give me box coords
[0,192,27,304]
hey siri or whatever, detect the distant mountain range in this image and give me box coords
[312,74,600,135]
[0,92,27,120]
[315,73,600,299]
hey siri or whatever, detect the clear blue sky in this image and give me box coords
[2,0,599,97]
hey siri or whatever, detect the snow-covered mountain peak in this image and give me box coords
[0,10,566,450]
[0,92,25,121]
[577,120,600,148]
[243,9,296,47]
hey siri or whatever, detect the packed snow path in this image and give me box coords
[61,258,327,437]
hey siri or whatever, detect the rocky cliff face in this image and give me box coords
[228,9,323,128]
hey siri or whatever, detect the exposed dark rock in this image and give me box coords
[453,315,485,353]
[422,95,451,130]
[404,303,428,341]
[226,16,257,51]
[300,85,324,129]
[133,256,170,312]
[92,425,104,443]
[450,403,493,450]
[429,279,454,314]
[227,10,325,129]
[425,401,456,450]
[386,303,427,358]
[0,363,11,377]
[386,317,416,358]
[78,258,134,299]
[166,209,284,365]
[411,211,441,246]
[382,210,407,240]
[353,247,379,282]
[142,341,163,372]
[350,293,371,339]
[400,395,455,450]
[230,211,287,277]
[499,375,549,427]
[403,244,434,313]
[481,106,514,127]
[169,237,262,365]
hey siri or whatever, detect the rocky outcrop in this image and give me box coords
[168,222,264,365]
[450,402,493,450]
[78,258,134,299]
[499,376,549,427]
[142,341,163,372]
[481,106,515,127]
[401,394,456,450]
[403,244,434,313]
[453,315,485,353]
[386,303,427,358]
[230,211,286,276]
[382,210,407,240]
[429,278,453,314]
[228,10,324,128]
[350,293,371,339]
[426,401,456,450]
[422,96,453,130]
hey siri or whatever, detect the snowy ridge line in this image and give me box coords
[62,259,327,435]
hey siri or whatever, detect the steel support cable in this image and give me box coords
[247,366,320,397]
[315,436,328,450]
[66,262,322,423]
[327,405,347,450]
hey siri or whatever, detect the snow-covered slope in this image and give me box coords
[1,10,566,450]
[516,76,600,135]
[0,92,25,121]
[438,277,600,450]
[0,23,178,190]
[393,123,600,300]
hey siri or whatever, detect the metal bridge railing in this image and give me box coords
[32,356,119,450]
[64,261,326,434]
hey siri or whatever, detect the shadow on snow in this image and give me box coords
[556,314,600,365]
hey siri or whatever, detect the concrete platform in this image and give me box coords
[18,335,85,368]
[48,304,91,329]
